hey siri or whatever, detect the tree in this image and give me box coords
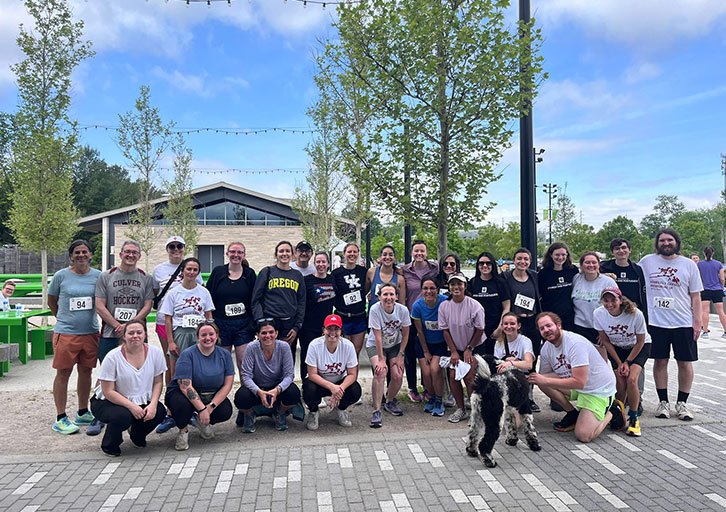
[671,210,716,256]
[595,215,648,259]
[162,134,199,252]
[639,194,686,239]
[0,113,17,244]
[8,0,93,308]
[315,0,545,256]
[117,85,174,269]
[566,222,597,260]
[552,191,577,242]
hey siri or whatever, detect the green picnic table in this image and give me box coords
[0,309,53,372]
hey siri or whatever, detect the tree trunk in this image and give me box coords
[436,39,449,259]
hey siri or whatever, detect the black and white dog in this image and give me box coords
[466,354,541,467]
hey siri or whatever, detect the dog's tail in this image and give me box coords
[474,354,491,381]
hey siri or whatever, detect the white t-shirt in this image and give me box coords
[366,302,411,349]
[159,284,215,329]
[571,273,617,329]
[305,336,358,383]
[539,330,616,397]
[95,345,167,405]
[153,261,204,325]
[639,254,703,328]
[493,334,534,361]
[290,261,315,277]
[593,306,651,348]
[1,293,10,311]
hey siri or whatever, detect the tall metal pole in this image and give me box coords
[404,123,412,263]
[519,0,537,265]
[542,183,557,245]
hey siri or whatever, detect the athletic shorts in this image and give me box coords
[569,390,613,422]
[155,324,167,341]
[648,326,697,362]
[52,333,99,369]
[609,344,650,369]
[701,289,724,303]
[98,336,121,363]
[366,342,401,361]
[342,315,367,336]
[215,315,254,347]
[455,345,487,359]
[415,340,449,359]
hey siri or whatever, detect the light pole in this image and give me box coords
[519,0,537,265]
[542,183,557,244]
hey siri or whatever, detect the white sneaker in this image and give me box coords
[175,430,189,451]
[198,423,214,440]
[675,401,694,421]
[655,400,671,419]
[448,408,469,423]
[721,332,726,339]
[354,397,363,406]
[319,398,328,408]
[306,410,319,431]
[335,408,352,427]
[443,394,455,408]
[701,331,709,339]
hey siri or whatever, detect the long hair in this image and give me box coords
[438,252,461,284]
[475,251,501,277]
[704,246,715,261]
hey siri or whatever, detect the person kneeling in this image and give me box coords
[90,321,167,457]
[303,315,362,430]
[164,322,235,451]
[234,320,301,433]
[528,312,622,443]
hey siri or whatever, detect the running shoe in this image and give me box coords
[198,422,214,440]
[354,397,364,406]
[655,400,671,419]
[432,398,445,417]
[175,430,189,451]
[408,389,423,402]
[52,417,80,435]
[448,408,468,423]
[423,397,436,413]
[422,390,432,402]
[335,408,352,427]
[609,399,626,431]
[86,418,104,436]
[626,416,641,437]
[74,411,94,426]
[370,410,382,428]
[701,331,709,339]
[235,410,245,427]
[242,413,256,434]
[319,397,328,408]
[102,447,121,457]
[443,394,456,408]
[273,410,288,431]
[550,399,564,412]
[529,399,541,413]
[675,401,694,421]
[383,398,404,416]
[156,416,176,433]
[553,410,579,432]
[306,410,319,431]
[722,332,726,339]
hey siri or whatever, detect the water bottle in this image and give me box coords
[15,303,22,313]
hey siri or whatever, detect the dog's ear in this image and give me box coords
[474,354,491,379]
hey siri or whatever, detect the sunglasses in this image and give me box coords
[167,243,185,250]
[442,261,457,267]
[478,261,493,267]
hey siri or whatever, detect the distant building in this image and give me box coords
[77,181,345,273]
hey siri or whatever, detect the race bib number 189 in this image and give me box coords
[225,302,246,316]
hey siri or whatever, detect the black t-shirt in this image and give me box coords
[505,272,540,316]
[468,275,511,337]
[331,265,367,317]
[600,260,643,309]
[301,274,336,334]
[206,264,257,320]
[538,267,578,326]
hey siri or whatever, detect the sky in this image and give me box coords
[0,0,725,231]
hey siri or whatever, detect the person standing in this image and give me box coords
[600,238,648,319]
[366,245,406,308]
[290,241,315,277]
[299,252,336,380]
[331,243,368,356]
[469,251,510,355]
[1,280,16,311]
[48,240,101,435]
[697,246,726,339]
[571,252,617,350]
[538,242,578,331]
[93,240,154,436]
[639,229,702,421]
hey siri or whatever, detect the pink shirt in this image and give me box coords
[438,296,486,351]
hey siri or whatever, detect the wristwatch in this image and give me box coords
[465,345,474,352]
[209,402,217,410]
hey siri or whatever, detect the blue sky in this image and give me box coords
[0,0,725,229]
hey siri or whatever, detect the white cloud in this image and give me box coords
[623,62,661,84]
[498,136,620,171]
[536,79,631,120]
[152,67,211,97]
[535,0,726,51]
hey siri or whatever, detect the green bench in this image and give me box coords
[29,326,54,360]
[0,343,19,377]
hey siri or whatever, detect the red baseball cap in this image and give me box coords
[324,314,342,328]
[600,286,622,299]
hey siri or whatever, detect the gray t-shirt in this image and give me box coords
[48,267,101,335]
[95,267,154,338]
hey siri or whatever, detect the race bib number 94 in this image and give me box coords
[114,308,135,322]
[69,297,92,311]
[654,296,674,310]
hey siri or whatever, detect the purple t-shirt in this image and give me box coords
[438,296,486,351]
[698,259,723,290]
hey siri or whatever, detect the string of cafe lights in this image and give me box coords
[78,124,316,136]
[159,167,307,175]
[178,0,362,8]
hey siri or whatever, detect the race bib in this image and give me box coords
[383,333,397,346]
[374,283,382,296]
[114,308,135,322]
[343,290,362,306]
[514,293,535,311]
[182,314,204,329]
[225,302,246,316]
[424,320,440,331]
[69,297,92,311]
[653,296,674,310]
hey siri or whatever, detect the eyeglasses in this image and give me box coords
[478,261,492,267]
[228,250,245,255]
[167,244,185,251]
[443,261,457,267]
[123,250,140,255]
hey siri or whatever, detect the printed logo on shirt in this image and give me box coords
[268,277,300,292]
[344,274,361,289]
[323,361,344,375]
[607,323,634,338]
[314,284,335,302]
[552,353,572,376]
[620,272,627,279]
[558,277,564,283]
[175,295,203,313]
[648,267,680,286]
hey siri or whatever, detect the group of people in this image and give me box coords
[43,226,714,455]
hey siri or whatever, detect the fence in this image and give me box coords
[0,245,68,275]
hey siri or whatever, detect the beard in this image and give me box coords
[657,245,676,256]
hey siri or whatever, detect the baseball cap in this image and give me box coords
[296,241,313,251]
[324,314,343,328]
[447,272,468,284]
[600,286,622,299]
[166,236,186,246]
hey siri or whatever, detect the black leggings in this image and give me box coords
[404,328,420,391]
[90,396,166,453]
[164,388,233,429]
[302,378,362,412]
[234,383,301,410]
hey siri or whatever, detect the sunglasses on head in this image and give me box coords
[167,243,185,250]
[443,261,457,267]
